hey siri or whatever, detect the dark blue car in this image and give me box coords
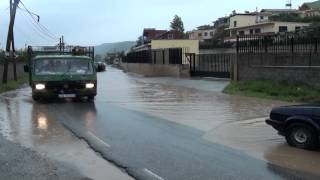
[266,104,320,150]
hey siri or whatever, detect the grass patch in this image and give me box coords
[0,77,28,94]
[223,80,320,103]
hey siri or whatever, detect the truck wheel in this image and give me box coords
[285,123,319,150]
[32,95,41,102]
[88,96,95,101]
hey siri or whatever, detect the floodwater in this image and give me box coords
[97,68,320,176]
[0,89,133,180]
[0,67,319,178]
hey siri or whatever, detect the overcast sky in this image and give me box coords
[0,0,315,48]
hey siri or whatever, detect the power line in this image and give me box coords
[17,10,58,43]
[15,25,33,44]
[18,1,59,40]
[18,6,58,40]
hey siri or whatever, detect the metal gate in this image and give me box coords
[188,53,234,78]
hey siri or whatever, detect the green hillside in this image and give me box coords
[95,41,135,56]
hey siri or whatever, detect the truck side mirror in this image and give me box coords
[24,65,29,73]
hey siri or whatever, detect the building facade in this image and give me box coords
[143,28,182,43]
[188,27,216,42]
[225,13,310,42]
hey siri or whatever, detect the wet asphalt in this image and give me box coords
[44,102,318,180]
[0,133,88,180]
[0,67,320,180]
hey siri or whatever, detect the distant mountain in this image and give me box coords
[95,41,136,56]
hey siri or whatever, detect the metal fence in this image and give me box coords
[123,48,186,64]
[122,50,152,63]
[237,34,320,54]
[189,53,234,78]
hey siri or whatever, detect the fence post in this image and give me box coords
[315,38,318,54]
[291,36,294,54]
[236,36,239,54]
[162,50,165,64]
[189,54,192,73]
[234,37,239,82]
[264,36,268,53]
[193,54,196,72]
[153,51,156,64]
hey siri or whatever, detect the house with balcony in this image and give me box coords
[132,28,197,57]
[188,25,215,42]
[300,0,320,17]
[142,28,182,43]
[224,12,310,42]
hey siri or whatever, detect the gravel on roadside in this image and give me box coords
[0,134,91,180]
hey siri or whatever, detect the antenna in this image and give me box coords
[286,0,292,9]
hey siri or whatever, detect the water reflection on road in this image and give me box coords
[0,89,132,180]
[97,68,320,176]
[0,67,319,177]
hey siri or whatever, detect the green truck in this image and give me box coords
[24,46,97,101]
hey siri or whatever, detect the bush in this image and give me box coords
[224,80,320,102]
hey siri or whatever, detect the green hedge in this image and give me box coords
[0,77,28,94]
[223,80,320,102]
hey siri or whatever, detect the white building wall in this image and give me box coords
[229,15,257,28]
[273,22,310,33]
[189,29,215,41]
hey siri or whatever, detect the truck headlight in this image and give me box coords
[85,83,95,89]
[35,84,45,90]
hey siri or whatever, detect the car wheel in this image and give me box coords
[285,123,319,150]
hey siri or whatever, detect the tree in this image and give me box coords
[136,36,144,47]
[304,22,320,37]
[170,15,185,33]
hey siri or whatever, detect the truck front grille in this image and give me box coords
[45,81,86,90]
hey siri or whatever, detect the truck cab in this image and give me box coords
[24,46,97,101]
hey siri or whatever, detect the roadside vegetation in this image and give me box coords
[223,80,320,103]
[0,77,28,94]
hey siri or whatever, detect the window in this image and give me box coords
[204,32,208,36]
[233,21,237,27]
[250,29,254,35]
[260,16,264,20]
[295,26,301,31]
[198,33,202,37]
[210,32,214,36]
[279,26,288,33]
[35,59,94,75]
[168,34,174,39]
[238,31,245,36]
[255,28,261,34]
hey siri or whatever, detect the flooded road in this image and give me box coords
[0,89,133,180]
[0,67,319,180]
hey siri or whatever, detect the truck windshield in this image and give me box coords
[34,58,94,75]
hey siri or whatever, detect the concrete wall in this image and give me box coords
[200,48,236,54]
[0,61,27,84]
[228,22,310,37]
[273,22,310,32]
[237,53,320,86]
[151,40,199,54]
[120,62,190,77]
[229,15,257,28]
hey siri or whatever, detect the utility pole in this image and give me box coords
[62,35,64,52]
[59,37,62,52]
[3,0,20,83]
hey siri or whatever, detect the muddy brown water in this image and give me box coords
[0,67,319,177]
[97,68,320,176]
[0,89,133,180]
